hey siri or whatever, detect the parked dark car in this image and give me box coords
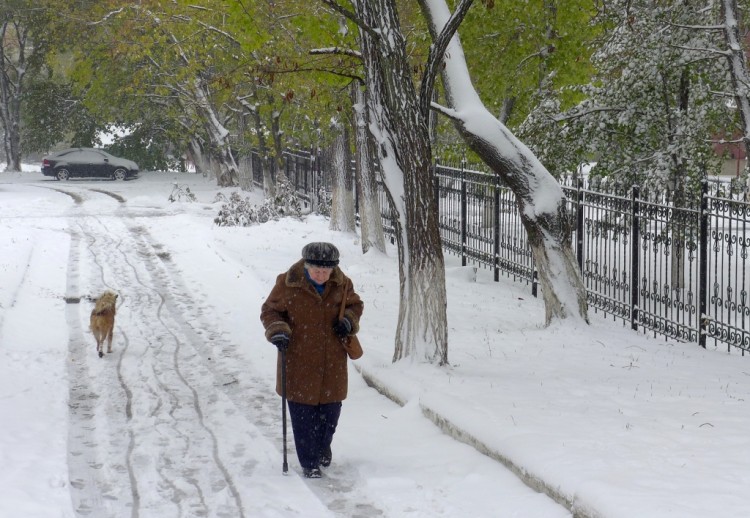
[41,148,139,181]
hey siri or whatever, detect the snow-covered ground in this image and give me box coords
[1,165,748,518]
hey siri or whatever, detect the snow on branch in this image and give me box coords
[666,22,724,32]
[310,47,362,59]
[669,44,730,58]
[429,101,460,121]
[419,0,475,118]
[86,7,127,25]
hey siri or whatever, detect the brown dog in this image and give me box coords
[90,290,117,358]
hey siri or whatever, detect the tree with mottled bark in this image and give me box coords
[352,81,386,254]
[323,0,466,364]
[0,2,54,171]
[720,0,750,166]
[328,119,357,232]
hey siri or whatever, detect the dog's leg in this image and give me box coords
[94,329,104,358]
[107,327,114,354]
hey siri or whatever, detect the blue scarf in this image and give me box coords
[304,268,326,294]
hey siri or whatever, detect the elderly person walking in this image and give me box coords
[260,242,364,478]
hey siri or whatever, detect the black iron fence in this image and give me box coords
[249,149,330,212]
[265,150,749,355]
[435,160,749,355]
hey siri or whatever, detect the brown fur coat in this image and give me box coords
[260,260,363,405]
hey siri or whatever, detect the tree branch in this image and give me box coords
[256,63,363,84]
[667,22,724,32]
[310,47,362,59]
[430,100,460,121]
[319,0,380,39]
[552,105,626,123]
[418,0,474,120]
[669,44,730,58]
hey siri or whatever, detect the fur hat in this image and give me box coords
[302,242,340,267]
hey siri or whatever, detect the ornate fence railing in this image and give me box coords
[434,160,749,355]
[269,150,748,355]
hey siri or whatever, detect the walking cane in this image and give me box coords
[281,347,289,474]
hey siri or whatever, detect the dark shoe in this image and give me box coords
[320,446,332,467]
[303,467,322,478]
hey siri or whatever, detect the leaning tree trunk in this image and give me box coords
[421,0,588,324]
[193,80,239,187]
[187,137,207,176]
[353,0,449,364]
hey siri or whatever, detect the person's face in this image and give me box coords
[307,265,333,284]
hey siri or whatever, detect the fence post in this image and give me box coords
[698,180,709,348]
[460,158,467,267]
[494,174,501,282]
[576,178,584,271]
[434,159,440,222]
[354,157,360,216]
[630,185,640,331]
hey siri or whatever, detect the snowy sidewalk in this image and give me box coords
[352,314,750,518]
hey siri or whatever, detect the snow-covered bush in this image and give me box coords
[213,181,302,227]
[273,179,302,218]
[316,187,332,217]
[168,183,196,202]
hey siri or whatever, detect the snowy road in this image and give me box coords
[53,186,350,517]
[1,176,572,518]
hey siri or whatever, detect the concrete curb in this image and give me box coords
[355,364,601,518]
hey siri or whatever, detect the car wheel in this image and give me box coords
[56,168,70,181]
[113,168,127,181]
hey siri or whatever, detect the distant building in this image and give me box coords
[713,135,747,177]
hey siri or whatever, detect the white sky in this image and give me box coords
[0,165,748,518]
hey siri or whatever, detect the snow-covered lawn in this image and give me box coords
[1,166,748,517]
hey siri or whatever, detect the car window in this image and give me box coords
[59,150,86,163]
[76,150,107,163]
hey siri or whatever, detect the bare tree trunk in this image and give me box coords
[421,0,589,325]
[268,93,289,188]
[0,20,27,172]
[721,0,750,163]
[668,69,690,289]
[498,96,516,124]
[234,113,253,191]
[239,85,271,194]
[329,121,357,232]
[193,81,239,187]
[352,0,449,364]
[353,82,386,254]
[187,137,207,176]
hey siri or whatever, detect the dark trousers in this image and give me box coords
[287,401,342,469]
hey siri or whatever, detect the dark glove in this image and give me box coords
[333,317,352,338]
[270,333,290,351]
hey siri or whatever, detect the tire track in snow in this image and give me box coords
[68,218,140,518]
[120,223,245,517]
[64,187,381,516]
[132,226,387,517]
[71,212,247,518]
